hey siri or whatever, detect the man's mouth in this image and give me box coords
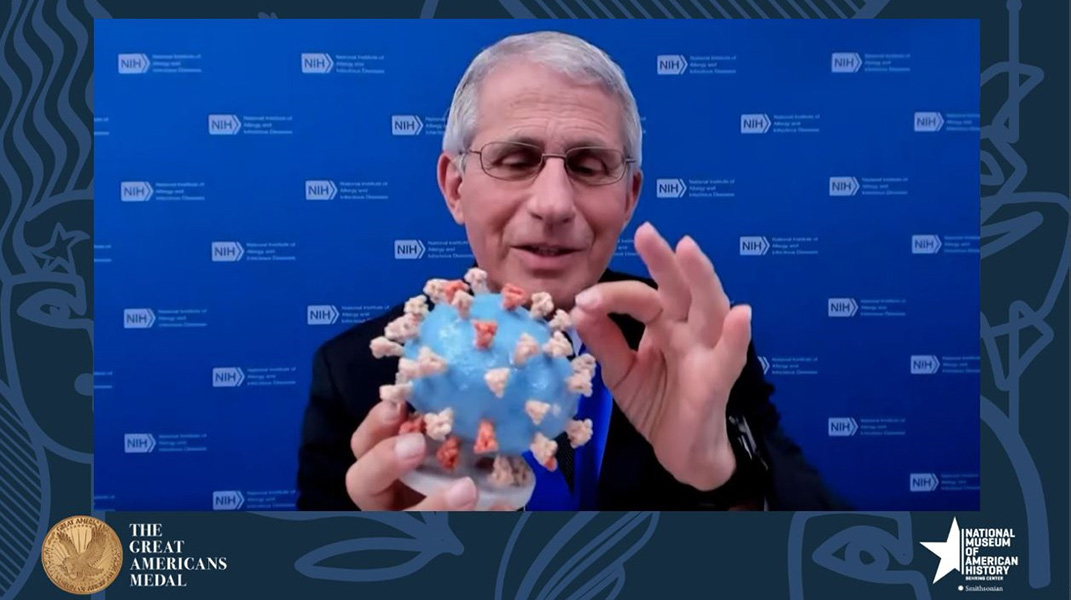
[518,245,578,257]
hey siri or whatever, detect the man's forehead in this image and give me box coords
[471,64,623,147]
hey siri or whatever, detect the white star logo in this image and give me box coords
[920,517,962,583]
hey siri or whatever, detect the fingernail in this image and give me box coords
[394,433,424,461]
[446,477,477,508]
[575,288,599,310]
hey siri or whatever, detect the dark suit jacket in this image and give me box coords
[296,268,853,511]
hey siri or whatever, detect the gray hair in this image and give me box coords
[442,31,643,171]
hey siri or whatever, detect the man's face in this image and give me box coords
[437,60,642,310]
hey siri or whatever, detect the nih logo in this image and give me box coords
[118,53,150,74]
[208,114,242,135]
[305,180,338,200]
[123,308,156,329]
[740,114,770,134]
[827,298,858,317]
[211,242,244,262]
[910,355,941,375]
[655,178,686,198]
[739,236,770,256]
[124,433,156,453]
[830,52,861,73]
[912,234,942,254]
[913,112,944,132]
[212,367,245,387]
[391,115,423,136]
[394,239,426,260]
[910,472,939,492]
[656,55,688,75]
[307,305,339,325]
[301,53,334,74]
[828,176,859,196]
[212,491,245,510]
[120,181,154,202]
[757,356,770,375]
[828,417,858,437]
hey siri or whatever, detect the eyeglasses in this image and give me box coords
[463,141,635,186]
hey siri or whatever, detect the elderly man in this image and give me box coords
[297,31,850,511]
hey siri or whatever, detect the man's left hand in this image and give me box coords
[570,222,752,491]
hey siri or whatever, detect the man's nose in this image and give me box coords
[526,156,576,224]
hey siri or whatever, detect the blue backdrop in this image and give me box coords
[93,18,980,511]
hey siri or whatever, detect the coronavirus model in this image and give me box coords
[370,268,596,509]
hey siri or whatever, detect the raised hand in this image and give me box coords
[570,222,753,491]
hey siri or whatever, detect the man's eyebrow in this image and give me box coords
[566,136,614,148]
[498,134,615,149]
[500,134,544,147]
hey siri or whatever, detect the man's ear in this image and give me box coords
[623,167,643,227]
[437,152,465,225]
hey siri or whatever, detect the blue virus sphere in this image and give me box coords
[371,269,594,488]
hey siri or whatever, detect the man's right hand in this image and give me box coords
[345,400,505,510]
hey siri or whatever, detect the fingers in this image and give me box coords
[346,431,426,510]
[574,279,662,325]
[710,305,753,385]
[405,481,516,511]
[676,235,731,344]
[347,402,521,512]
[571,301,638,392]
[573,279,665,390]
[634,222,691,321]
[351,400,407,460]
[406,477,479,511]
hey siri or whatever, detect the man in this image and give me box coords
[296,31,851,511]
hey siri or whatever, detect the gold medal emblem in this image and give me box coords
[41,516,123,595]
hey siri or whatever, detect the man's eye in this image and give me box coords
[498,153,539,168]
[569,151,610,175]
[571,159,603,174]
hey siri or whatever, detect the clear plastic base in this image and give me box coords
[399,441,535,511]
